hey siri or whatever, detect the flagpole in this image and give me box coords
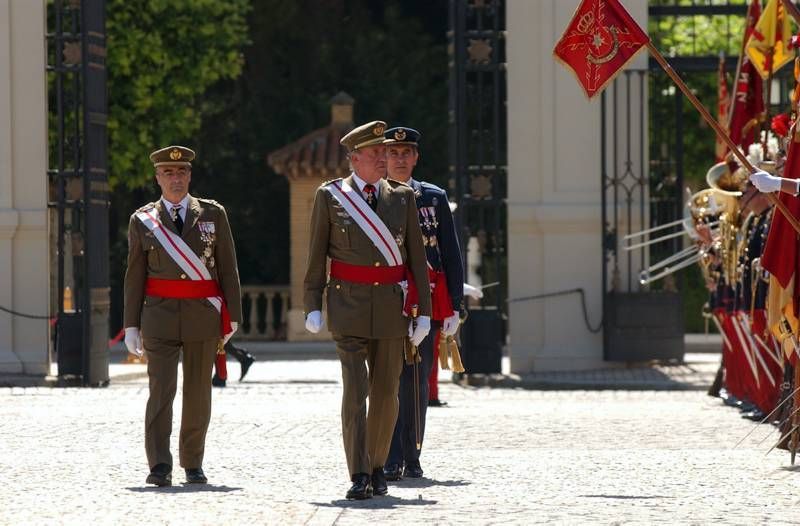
[763,47,775,158]
[645,41,800,236]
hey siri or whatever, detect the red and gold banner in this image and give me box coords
[553,0,649,99]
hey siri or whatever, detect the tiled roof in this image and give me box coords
[267,124,353,181]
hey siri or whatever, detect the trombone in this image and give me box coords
[638,246,707,285]
[624,187,722,285]
[622,217,693,251]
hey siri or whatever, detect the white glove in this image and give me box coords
[408,315,431,347]
[749,170,782,193]
[305,310,323,333]
[124,327,143,357]
[442,311,461,337]
[223,321,238,344]
[463,283,484,300]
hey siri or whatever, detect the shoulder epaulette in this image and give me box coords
[419,180,444,192]
[386,178,410,188]
[322,177,343,187]
[135,202,157,213]
[197,198,222,209]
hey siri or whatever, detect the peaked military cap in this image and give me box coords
[383,126,421,147]
[340,120,387,152]
[149,145,195,167]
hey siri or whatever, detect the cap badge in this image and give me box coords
[373,124,385,136]
[169,148,182,160]
[394,129,407,141]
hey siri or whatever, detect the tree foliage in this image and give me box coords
[106,0,250,189]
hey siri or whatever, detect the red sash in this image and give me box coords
[145,277,233,336]
[330,260,422,316]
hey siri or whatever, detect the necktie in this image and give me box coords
[363,184,377,211]
[171,205,184,234]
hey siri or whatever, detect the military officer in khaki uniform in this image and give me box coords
[123,146,242,487]
[304,121,432,499]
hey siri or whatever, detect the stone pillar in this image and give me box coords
[506,0,648,372]
[0,0,49,374]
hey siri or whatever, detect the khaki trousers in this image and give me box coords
[143,337,217,469]
[334,334,405,477]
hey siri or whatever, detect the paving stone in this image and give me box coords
[0,356,798,524]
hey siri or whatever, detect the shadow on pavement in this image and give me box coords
[579,494,674,500]
[393,478,470,489]
[236,379,338,385]
[311,495,437,509]
[126,484,242,494]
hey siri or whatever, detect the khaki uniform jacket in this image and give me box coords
[123,195,242,341]
[304,175,431,339]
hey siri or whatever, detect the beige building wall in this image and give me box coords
[0,0,49,374]
[507,0,648,372]
[286,178,331,341]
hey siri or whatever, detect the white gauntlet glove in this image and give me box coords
[463,283,484,300]
[442,311,461,337]
[223,321,238,344]
[408,315,431,347]
[305,310,323,333]
[124,327,143,357]
[749,170,782,193]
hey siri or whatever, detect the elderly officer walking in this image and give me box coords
[304,121,432,500]
[123,146,241,487]
[381,127,464,480]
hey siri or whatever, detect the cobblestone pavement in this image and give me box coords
[1,358,799,525]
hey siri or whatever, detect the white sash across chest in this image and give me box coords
[326,179,403,266]
[135,207,224,316]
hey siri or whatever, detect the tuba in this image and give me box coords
[705,161,747,285]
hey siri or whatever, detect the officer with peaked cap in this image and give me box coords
[123,145,242,486]
[380,127,465,481]
[303,121,432,499]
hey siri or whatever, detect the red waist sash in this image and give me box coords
[330,260,420,316]
[145,277,232,336]
[330,260,407,283]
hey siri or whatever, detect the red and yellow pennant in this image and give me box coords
[553,0,649,99]
[745,0,794,80]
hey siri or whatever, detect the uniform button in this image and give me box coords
[335,284,341,290]
[373,282,379,286]
[374,262,380,267]
[180,273,187,279]
[341,228,346,233]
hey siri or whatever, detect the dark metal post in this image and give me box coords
[80,0,109,386]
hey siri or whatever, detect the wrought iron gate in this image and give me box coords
[47,0,110,385]
[448,0,507,373]
[601,70,686,361]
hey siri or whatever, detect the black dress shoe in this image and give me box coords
[211,374,226,388]
[346,473,373,500]
[403,462,423,478]
[383,463,403,481]
[239,354,255,381]
[185,467,208,484]
[371,468,388,496]
[428,399,447,407]
[146,463,172,487]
